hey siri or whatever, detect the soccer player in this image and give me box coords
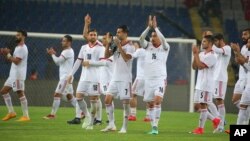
[43,35,82,120]
[101,25,135,133]
[231,38,250,125]
[208,33,231,132]
[67,28,105,130]
[0,29,30,121]
[191,35,218,134]
[231,28,250,109]
[139,15,170,135]
[128,41,150,122]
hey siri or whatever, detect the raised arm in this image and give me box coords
[153,16,170,50]
[192,45,207,70]
[212,45,231,55]
[82,14,91,40]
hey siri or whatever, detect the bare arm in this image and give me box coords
[82,14,91,40]
[1,48,22,65]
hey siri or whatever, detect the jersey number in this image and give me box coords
[93,85,98,91]
[159,87,163,93]
[87,54,92,60]
[152,53,157,60]
[103,85,107,91]
[125,89,128,95]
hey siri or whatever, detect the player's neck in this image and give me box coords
[88,41,97,47]
[120,39,128,46]
[64,46,71,50]
[205,47,212,53]
[152,42,161,48]
[18,41,24,46]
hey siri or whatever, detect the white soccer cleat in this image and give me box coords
[118,128,127,134]
[100,125,117,132]
[82,116,91,129]
[86,125,93,130]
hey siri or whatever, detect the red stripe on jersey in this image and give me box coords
[204,91,208,102]
[99,58,113,62]
[219,81,223,97]
[61,55,66,60]
[16,80,20,89]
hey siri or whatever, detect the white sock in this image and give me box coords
[96,98,102,121]
[106,103,115,126]
[154,104,161,127]
[237,107,248,125]
[75,102,82,118]
[77,99,90,117]
[245,106,250,124]
[199,109,208,128]
[69,96,77,107]
[90,100,97,125]
[122,103,130,130]
[234,100,240,109]
[217,104,226,128]
[3,93,14,113]
[146,108,150,118]
[207,111,214,120]
[149,107,155,127]
[208,102,220,117]
[130,107,136,116]
[19,96,29,117]
[51,97,60,115]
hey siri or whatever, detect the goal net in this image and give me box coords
[0,31,196,112]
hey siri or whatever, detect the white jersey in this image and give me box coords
[111,41,135,82]
[195,51,217,92]
[9,44,28,80]
[239,45,248,80]
[99,57,113,84]
[213,45,231,82]
[144,42,170,80]
[78,42,105,82]
[59,48,74,80]
[132,48,146,79]
[244,51,250,87]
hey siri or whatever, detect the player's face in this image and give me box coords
[201,38,209,49]
[61,37,69,48]
[214,39,220,47]
[88,31,97,43]
[116,28,127,40]
[151,32,160,45]
[247,38,250,49]
[133,42,140,49]
[242,31,250,44]
[15,32,23,43]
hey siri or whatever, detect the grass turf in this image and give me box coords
[0,106,235,141]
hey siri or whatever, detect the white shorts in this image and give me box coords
[132,79,145,96]
[55,80,73,95]
[213,81,227,99]
[100,82,109,95]
[4,77,25,92]
[76,81,100,96]
[233,79,246,94]
[143,79,167,102]
[240,87,250,105]
[106,81,132,100]
[193,89,213,104]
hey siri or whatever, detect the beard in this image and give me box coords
[15,38,22,43]
[243,39,247,45]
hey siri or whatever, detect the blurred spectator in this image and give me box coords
[30,69,38,80]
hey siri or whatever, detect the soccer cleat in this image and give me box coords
[128,115,136,121]
[93,119,102,125]
[100,125,117,132]
[148,126,159,135]
[67,117,81,124]
[191,127,204,134]
[143,117,151,122]
[86,125,93,130]
[82,116,91,129]
[16,116,30,122]
[43,114,55,120]
[213,127,224,133]
[2,112,17,121]
[224,130,230,134]
[118,128,127,133]
[212,118,221,129]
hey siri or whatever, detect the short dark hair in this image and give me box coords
[213,33,224,40]
[203,35,214,43]
[17,29,27,37]
[243,28,250,34]
[64,35,73,42]
[117,25,129,33]
[88,29,98,34]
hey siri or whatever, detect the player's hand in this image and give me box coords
[82,60,90,67]
[152,16,157,28]
[106,32,112,44]
[230,43,240,52]
[46,48,56,55]
[148,15,153,28]
[84,14,91,25]
[1,48,10,55]
[192,45,199,54]
[67,75,73,84]
[237,56,247,65]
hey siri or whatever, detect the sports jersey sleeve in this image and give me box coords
[139,27,150,48]
[132,48,145,58]
[202,54,216,68]
[77,46,84,60]
[69,47,83,75]
[212,45,231,55]
[155,27,170,50]
[15,47,27,60]
[125,44,135,56]
[51,54,65,66]
[89,47,106,66]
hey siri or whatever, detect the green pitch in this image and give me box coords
[0,106,235,141]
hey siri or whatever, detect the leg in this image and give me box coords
[119,99,130,133]
[16,90,30,121]
[128,94,137,121]
[101,94,116,132]
[88,95,99,129]
[1,85,16,121]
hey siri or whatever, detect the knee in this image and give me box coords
[104,95,112,104]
